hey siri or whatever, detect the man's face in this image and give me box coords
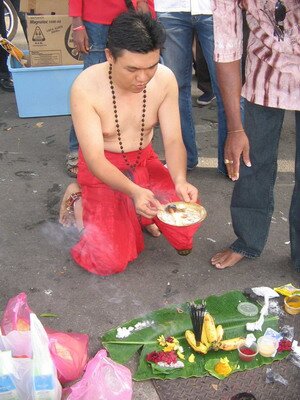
[106,49,160,93]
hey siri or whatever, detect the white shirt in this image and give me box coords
[154,0,212,15]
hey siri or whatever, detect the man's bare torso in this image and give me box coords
[74,62,169,153]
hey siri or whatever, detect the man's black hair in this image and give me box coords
[107,11,166,59]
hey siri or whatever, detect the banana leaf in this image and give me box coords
[101,291,289,381]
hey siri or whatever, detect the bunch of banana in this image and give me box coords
[185,312,245,354]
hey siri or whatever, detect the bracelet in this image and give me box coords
[66,192,82,212]
[73,25,85,31]
[227,129,245,134]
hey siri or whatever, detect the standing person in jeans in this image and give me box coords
[194,40,215,106]
[67,0,154,177]
[195,12,249,106]
[0,0,14,91]
[154,0,237,174]
[211,0,300,272]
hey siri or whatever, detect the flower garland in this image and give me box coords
[146,335,195,370]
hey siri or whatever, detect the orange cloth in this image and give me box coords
[72,144,200,275]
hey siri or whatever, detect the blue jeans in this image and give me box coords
[157,12,238,172]
[230,100,300,271]
[69,22,109,152]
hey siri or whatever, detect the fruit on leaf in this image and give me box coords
[204,313,218,343]
[185,330,208,354]
[218,337,245,351]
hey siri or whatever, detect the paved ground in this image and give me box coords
[0,25,299,400]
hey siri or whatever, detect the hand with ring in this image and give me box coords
[224,128,251,181]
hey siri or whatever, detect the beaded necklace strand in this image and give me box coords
[108,63,147,170]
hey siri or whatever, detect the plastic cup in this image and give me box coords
[284,295,300,315]
[237,342,258,362]
[257,336,278,357]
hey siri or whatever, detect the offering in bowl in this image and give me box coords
[157,202,207,227]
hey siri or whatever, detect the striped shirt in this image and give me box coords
[212,0,300,111]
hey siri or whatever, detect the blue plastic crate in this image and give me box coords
[8,54,83,118]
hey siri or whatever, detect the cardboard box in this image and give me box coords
[20,0,68,15]
[26,15,83,66]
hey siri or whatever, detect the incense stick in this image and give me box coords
[189,301,206,346]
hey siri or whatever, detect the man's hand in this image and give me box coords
[73,30,89,54]
[72,17,89,54]
[224,130,251,181]
[175,182,198,203]
[132,187,162,218]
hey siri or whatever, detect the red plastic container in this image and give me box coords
[238,343,258,362]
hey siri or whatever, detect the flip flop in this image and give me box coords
[66,151,78,178]
[0,77,14,92]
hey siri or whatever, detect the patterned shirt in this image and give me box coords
[212,0,300,111]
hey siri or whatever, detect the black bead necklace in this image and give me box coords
[108,63,147,170]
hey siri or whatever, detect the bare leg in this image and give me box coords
[59,182,83,231]
[144,223,161,237]
[211,249,244,269]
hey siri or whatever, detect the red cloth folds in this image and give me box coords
[72,144,201,275]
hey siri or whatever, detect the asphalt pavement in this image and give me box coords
[0,26,299,400]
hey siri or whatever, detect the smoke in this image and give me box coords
[40,220,79,249]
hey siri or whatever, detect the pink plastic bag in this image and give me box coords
[65,349,132,400]
[46,328,89,384]
[1,292,31,334]
[1,293,89,384]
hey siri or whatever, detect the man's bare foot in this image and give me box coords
[211,249,244,269]
[59,182,83,231]
[145,223,161,237]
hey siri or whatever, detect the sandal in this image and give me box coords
[0,77,14,92]
[66,151,79,178]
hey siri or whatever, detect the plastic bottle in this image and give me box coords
[30,314,56,400]
[0,351,19,400]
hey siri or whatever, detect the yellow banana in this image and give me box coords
[218,337,245,351]
[204,313,218,343]
[201,322,210,348]
[185,330,208,354]
[216,325,224,342]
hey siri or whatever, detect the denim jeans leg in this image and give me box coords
[69,22,109,152]
[194,15,227,174]
[289,111,300,271]
[230,101,285,258]
[83,21,109,67]
[194,15,245,175]
[157,12,198,169]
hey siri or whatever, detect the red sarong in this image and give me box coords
[71,144,201,275]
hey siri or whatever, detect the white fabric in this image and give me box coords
[154,0,212,15]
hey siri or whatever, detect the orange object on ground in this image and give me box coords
[0,36,25,64]
[72,144,201,275]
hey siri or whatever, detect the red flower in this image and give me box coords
[166,336,174,343]
[146,350,178,365]
[277,339,292,352]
